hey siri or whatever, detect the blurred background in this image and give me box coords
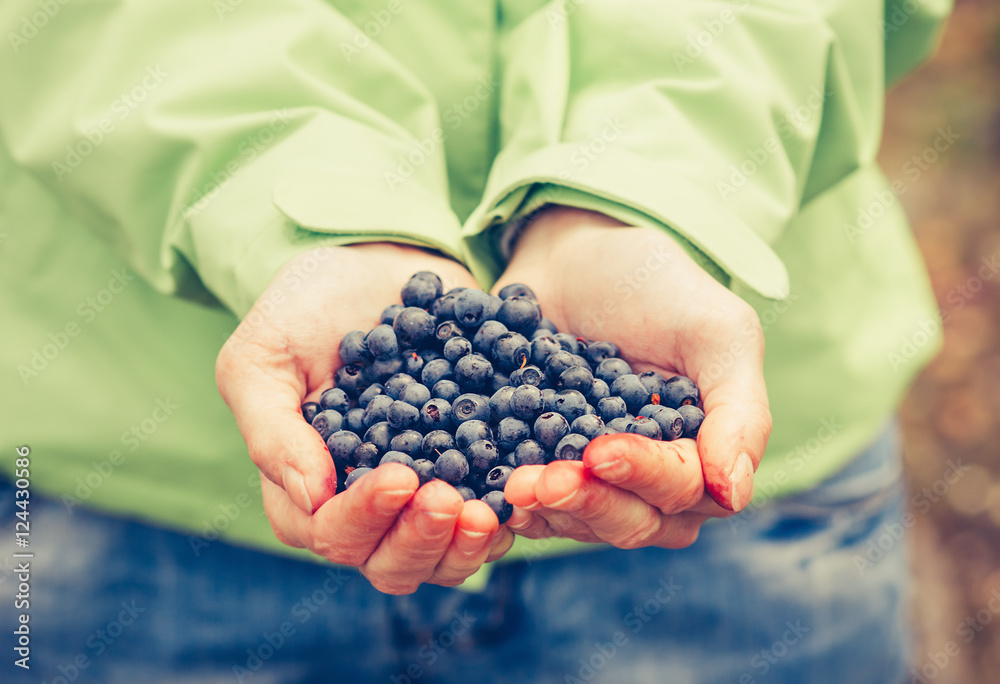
[879,0,1000,680]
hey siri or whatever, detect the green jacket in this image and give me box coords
[1,0,950,569]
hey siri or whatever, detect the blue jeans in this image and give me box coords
[1,424,910,684]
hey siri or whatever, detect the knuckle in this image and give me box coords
[366,573,420,596]
[611,512,662,550]
[659,478,705,515]
[662,521,702,549]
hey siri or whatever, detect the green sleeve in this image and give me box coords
[0,0,464,317]
[462,0,949,298]
[883,0,953,86]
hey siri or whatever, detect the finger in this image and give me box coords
[506,507,558,538]
[260,474,309,549]
[217,348,336,515]
[532,460,699,548]
[485,526,516,562]
[506,465,610,542]
[504,465,546,511]
[360,479,464,594]
[582,434,705,514]
[307,463,418,566]
[428,500,499,587]
[694,310,772,512]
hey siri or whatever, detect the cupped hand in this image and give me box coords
[216,243,514,593]
[497,207,772,549]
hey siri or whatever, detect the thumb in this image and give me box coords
[217,353,337,515]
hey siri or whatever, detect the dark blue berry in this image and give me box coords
[367,356,403,383]
[558,366,594,395]
[466,439,500,474]
[589,378,611,402]
[595,358,632,385]
[403,351,425,377]
[534,412,570,449]
[334,364,366,397]
[545,350,579,383]
[455,485,477,501]
[353,442,380,468]
[553,433,590,461]
[433,320,465,346]
[420,398,453,431]
[511,385,544,422]
[431,379,462,403]
[357,383,386,408]
[344,407,366,434]
[677,405,705,439]
[401,274,442,309]
[380,451,414,467]
[647,406,684,441]
[383,373,415,399]
[421,358,454,387]
[433,449,470,484]
[492,332,530,372]
[454,353,493,391]
[319,387,351,413]
[491,371,510,394]
[497,283,536,300]
[363,422,395,454]
[661,375,701,409]
[472,320,508,356]
[455,419,493,452]
[496,296,541,335]
[537,317,559,334]
[571,414,605,440]
[399,382,431,409]
[390,429,424,458]
[431,289,463,319]
[411,459,437,486]
[489,386,516,422]
[481,490,513,524]
[584,341,618,366]
[452,393,491,424]
[513,439,547,466]
[301,402,320,424]
[326,430,362,467]
[485,465,514,492]
[553,333,580,355]
[454,289,493,329]
[345,467,372,489]
[365,324,399,359]
[638,371,668,403]
[541,388,558,412]
[393,307,437,348]
[386,400,420,430]
[598,396,627,422]
[611,374,652,414]
[443,336,472,362]
[422,430,456,460]
[627,416,662,440]
[607,417,634,433]
[531,335,562,367]
[497,417,530,452]
[554,389,589,422]
[508,364,544,387]
[311,410,343,440]
[380,304,403,325]
[362,394,394,428]
[339,330,371,365]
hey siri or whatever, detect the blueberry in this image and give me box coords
[472,320,508,356]
[534,412,570,449]
[380,451,415,467]
[496,296,541,335]
[418,348,443,364]
[380,304,403,325]
[677,405,705,439]
[422,429,456,460]
[481,490,513,524]
[553,333,580,355]
[420,398,452,431]
[339,330,371,366]
[406,458,435,486]
[595,358,632,385]
[383,373,415,399]
[530,335,562,367]
[497,417,531,452]
[353,442,380,468]
[365,324,399,359]
[553,433,590,461]
[489,386,516,422]
[410,270,444,290]
[589,378,611,402]
[611,374,652,414]
[311,410,343,440]
[454,289,493,329]
[393,307,437,348]
[454,353,493,391]
[433,449,470,484]
[362,394,394,428]
[553,389,588,422]
[647,406,684,441]
[627,416,662,440]
[431,379,462,403]
[508,364,544,387]
[571,414,605,440]
[466,439,500,474]
[363,421,395,454]
[541,388,558,412]
[421,358,454,387]
[301,401,320,424]
[443,336,472,362]
[334,364,366,397]
[503,451,518,468]
[344,407,366,435]
[598,396,627,423]
[326,430,362,468]
[493,332,531,372]
[390,429,424,458]
[455,419,493,452]
[431,289,463,320]
[638,371,668,404]
[486,294,504,321]
[491,371,510,395]
[544,350,579,383]
[366,356,403,383]
[537,317,559,334]
[593,427,619,438]
[511,385,544,422]
[584,341,618,366]
[344,467,372,490]
[399,383,431,409]
[497,283,537,300]
[319,387,351,414]
[513,439,547,466]
[661,376,701,409]
[357,384,386,408]
[485,465,514,492]
[558,366,594,395]
[401,273,442,309]
[403,351,425,377]
[433,320,465,346]
[607,416,635,433]
[455,485,478,502]
[386,400,420,430]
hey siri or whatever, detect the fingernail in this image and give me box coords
[415,509,458,537]
[282,466,313,513]
[373,489,415,515]
[728,452,754,511]
[455,528,491,553]
[589,458,632,483]
[507,508,532,530]
[547,488,583,511]
[522,501,541,511]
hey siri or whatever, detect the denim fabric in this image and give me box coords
[1,424,909,684]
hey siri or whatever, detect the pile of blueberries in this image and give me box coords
[302,272,704,524]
